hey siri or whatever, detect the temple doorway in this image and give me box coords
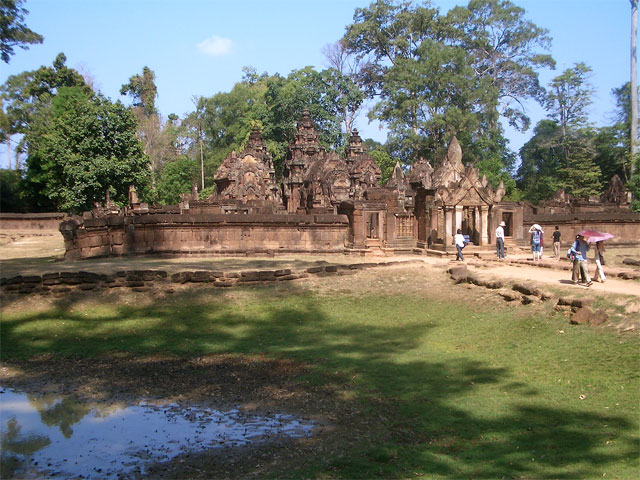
[502,212,513,236]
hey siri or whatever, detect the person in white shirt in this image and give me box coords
[496,222,507,259]
[454,229,466,261]
[495,221,506,259]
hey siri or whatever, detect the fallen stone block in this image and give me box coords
[485,280,503,289]
[622,258,640,267]
[126,281,145,287]
[306,266,324,273]
[274,269,292,277]
[540,291,554,301]
[324,265,339,273]
[447,265,468,275]
[558,296,593,308]
[500,291,520,302]
[512,282,542,297]
[521,295,536,305]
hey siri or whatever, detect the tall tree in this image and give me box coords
[1,53,88,170]
[447,0,555,132]
[542,62,594,165]
[343,0,485,162]
[631,0,638,174]
[0,0,43,63]
[23,86,150,211]
[120,66,176,178]
[120,66,157,116]
[322,40,368,136]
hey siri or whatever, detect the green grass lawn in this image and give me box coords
[1,282,638,479]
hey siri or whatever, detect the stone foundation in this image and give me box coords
[60,213,349,260]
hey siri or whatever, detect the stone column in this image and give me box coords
[444,206,453,249]
[429,206,438,246]
[479,206,489,245]
[455,205,463,233]
[474,207,481,245]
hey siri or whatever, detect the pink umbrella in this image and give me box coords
[577,230,614,243]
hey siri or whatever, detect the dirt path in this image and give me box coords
[471,262,640,298]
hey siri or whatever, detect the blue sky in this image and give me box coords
[1,0,635,169]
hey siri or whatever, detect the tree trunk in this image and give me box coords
[632,0,638,175]
[5,136,10,170]
[199,136,205,191]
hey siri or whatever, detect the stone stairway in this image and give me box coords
[383,237,417,255]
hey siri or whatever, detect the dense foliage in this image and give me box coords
[0,0,43,63]
[1,0,638,211]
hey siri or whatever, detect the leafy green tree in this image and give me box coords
[370,148,396,184]
[543,63,594,154]
[0,0,43,63]
[447,0,555,132]
[517,120,602,201]
[23,86,151,212]
[1,53,88,134]
[156,157,198,205]
[120,66,157,116]
[517,119,564,202]
[120,66,177,180]
[0,168,25,211]
[342,0,552,190]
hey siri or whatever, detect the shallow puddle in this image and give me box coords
[0,387,314,479]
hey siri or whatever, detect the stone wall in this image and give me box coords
[61,213,349,260]
[524,206,640,246]
[0,213,67,230]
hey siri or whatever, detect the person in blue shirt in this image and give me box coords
[569,234,592,286]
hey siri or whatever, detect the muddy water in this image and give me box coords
[0,388,314,479]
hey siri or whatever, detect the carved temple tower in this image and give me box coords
[283,109,325,213]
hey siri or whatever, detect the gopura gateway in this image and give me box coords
[59,110,639,260]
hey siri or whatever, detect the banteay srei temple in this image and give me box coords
[56,110,639,260]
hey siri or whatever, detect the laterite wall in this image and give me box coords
[60,213,349,260]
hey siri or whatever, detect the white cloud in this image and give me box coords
[196,35,233,56]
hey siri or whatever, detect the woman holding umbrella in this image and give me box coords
[577,230,614,284]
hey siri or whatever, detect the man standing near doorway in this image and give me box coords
[496,221,506,259]
[454,229,466,261]
[553,226,561,258]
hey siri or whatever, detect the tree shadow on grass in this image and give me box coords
[1,282,637,478]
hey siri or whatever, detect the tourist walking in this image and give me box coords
[495,221,506,259]
[454,229,466,261]
[593,241,606,282]
[569,234,592,286]
[529,224,543,261]
[553,226,561,258]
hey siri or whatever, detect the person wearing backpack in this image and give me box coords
[530,225,543,262]
[569,234,592,286]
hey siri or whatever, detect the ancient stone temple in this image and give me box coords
[202,126,283,214]
[413,138,506,249]
[59,110,640,260]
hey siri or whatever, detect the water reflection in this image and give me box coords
[0,387,314,479]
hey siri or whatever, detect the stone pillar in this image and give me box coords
[474,207,481,245]
[479,206,489,246]
[429,207,438,246]
[444,206,453,249]
[455,205,463,232]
